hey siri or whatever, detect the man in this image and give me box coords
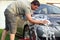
[1,0,48,40]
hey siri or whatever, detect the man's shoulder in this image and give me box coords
[17,0,30,6]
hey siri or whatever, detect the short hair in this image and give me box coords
[31,0,40,7]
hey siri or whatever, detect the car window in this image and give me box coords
[34,4,60,14]
[41,8,47,14]
[52,6,60,14]
[34,4,48,14]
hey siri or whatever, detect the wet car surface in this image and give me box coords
[34,4,60,37]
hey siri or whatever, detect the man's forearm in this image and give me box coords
[28,19,43,24]
[26,13,43,24]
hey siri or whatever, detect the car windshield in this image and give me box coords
[34,4,60,14]
[52,5,60,14]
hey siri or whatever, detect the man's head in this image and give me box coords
[31,0,40,10]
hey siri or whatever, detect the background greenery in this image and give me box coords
[0,29,18,40]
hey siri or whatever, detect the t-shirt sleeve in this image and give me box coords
[21,2,31,14]
[25,6,31,14]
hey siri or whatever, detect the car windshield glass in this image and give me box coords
[34,4,48,14]
[52,5,60,14]
[34,4,60,14]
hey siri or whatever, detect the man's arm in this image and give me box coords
[25,13,48,24]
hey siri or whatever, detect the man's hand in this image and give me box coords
[42,20,50,25]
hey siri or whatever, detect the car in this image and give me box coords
[16,4,60,40]
[33,4,60,40]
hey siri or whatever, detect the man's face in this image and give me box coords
[31,4,39,10]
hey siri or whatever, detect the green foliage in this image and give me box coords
[0,29,18,40]
[0,29,3,40]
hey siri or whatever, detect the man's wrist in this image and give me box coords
[39,20,43,24]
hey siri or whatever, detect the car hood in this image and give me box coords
[47,14,60,25]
